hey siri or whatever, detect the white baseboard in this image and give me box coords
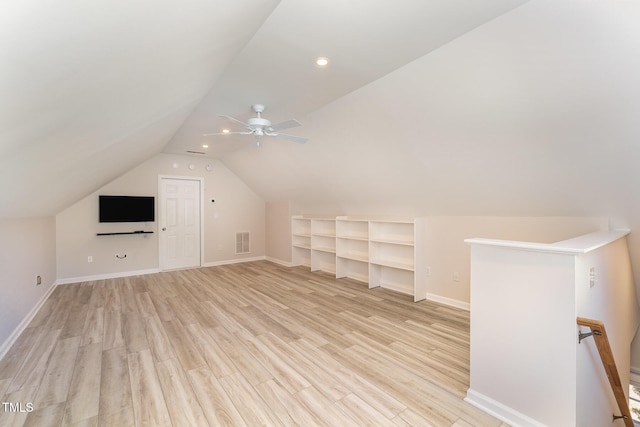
[0,280,57,361]
[426,293,470,311]
[465,389,546,427]
[59,257,276,284]
[56,268,161,285]
[265,257,294,267]
[204,256,266,267]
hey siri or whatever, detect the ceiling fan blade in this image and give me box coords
[203,131,252,137]
[271,133,308,144]
[269,119,301,132]
[219,114,250,128]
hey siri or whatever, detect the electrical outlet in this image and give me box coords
[426,266,431,276]
[88,256,93,263]
[36,275,42,286]
[589,267,596,288]
[453,272,460,282]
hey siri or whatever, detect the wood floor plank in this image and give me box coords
[122,312,149,354]
[155,358,208,427]
[185,323,236,378]
[0,327,40,380]
[118,279,137,314]
[208,326,272,386]
[63,342,102,425]
[98,406,135,427]
[0,261,506,427]
[134,292,157,318]
[23,402,65,427]
[102,309,125,351]
[102,286,121,313]
[80,307,104,347]
[336,393,398,427]
[0,378,10,399]
[143,315,176,363]
[187,367,247,427]
[254,379,307,426]
[161,319,205,371]
[240,331,310,394]
[87,281,107,309]
[0,386,38,427]
[294,386,361,427]
[291,338,407,419]
[33,336,80,408]
[60,305,89,340]
[147,293,176,322]
[99,347,132,422]
[260,334,350,402]
[218,372,279,426]
[127,349,171,427]
[7,329,60,394]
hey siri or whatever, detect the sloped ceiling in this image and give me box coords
[0,0,280,218]
[220,0,640,221]
[3,0,640,253]
[1,0,528,218]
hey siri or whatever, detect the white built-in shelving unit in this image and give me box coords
[292,215,425,302]
[310,218,337,274]
[291,216,312,267]
[336,217,370,284]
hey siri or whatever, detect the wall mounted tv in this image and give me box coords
[99,195,155,223]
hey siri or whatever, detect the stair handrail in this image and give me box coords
[577,317,633,426]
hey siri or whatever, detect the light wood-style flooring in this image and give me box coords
[0,261,508,426]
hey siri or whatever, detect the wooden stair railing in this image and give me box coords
[577,317,633,426]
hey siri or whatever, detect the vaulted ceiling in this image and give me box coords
[3,0,640,238]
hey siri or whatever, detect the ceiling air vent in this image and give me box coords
[236,231,250,254]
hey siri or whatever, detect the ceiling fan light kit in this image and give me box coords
[204,104,308,146]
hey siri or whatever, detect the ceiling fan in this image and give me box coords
[204,104,308,146]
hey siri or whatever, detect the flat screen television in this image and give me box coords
[99,195,155,223]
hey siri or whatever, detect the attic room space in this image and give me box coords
[3,1,640,426]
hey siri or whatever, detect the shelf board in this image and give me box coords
[312,232,336,238]
[337,235,369,242]
[370,238,414,246]
[337,253,369,263]
[312,246,336,254]
[369,218,414,224]
[370,259,414,271]
[293,233,311,238]
[293,244,311,250]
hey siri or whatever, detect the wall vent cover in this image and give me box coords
[236,231,250,254]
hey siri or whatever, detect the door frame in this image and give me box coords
[158,175,205,271]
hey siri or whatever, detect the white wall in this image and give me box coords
[466,232,638,426]
[467,245,577,426]
[0,217,56,356]
[575,237,639,427]
[56,153,265,281]
[423,216,609,307]
[265,201,291,265]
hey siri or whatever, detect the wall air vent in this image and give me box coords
[236,231,250,254]
[186,150,206,155]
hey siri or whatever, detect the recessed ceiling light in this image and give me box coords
[222,129,230,134]
[202,144,209,148]
[316,57,329,67]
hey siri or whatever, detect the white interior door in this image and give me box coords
[159,177,202,270]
